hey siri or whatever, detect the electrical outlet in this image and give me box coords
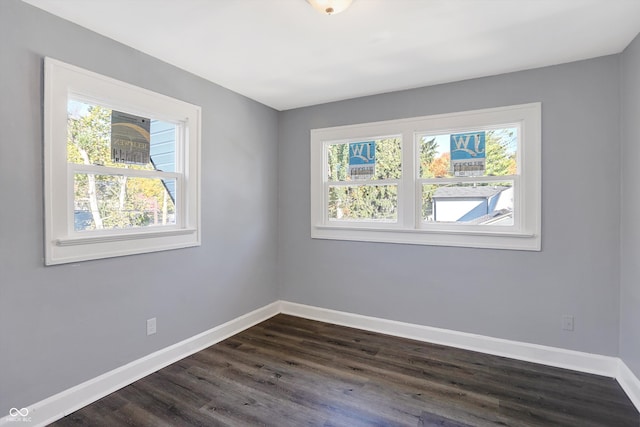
[562,315,574,331]
[147,317,157,335]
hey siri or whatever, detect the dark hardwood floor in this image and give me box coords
[51,314,639,426]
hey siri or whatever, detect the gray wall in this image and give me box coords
[0,0,279,413]
[620,33,640,379]
[278,56,622,356]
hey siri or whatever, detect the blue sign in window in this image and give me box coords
[450,132,485,160]
[348,141,376,179]
[450,132,485,177]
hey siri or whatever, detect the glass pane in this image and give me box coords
[419,128,517,178]
[74,174,176,231]
[67,100,176,173]
[327,137,401,181]
[422,182,514,225]
[329,185,397,221]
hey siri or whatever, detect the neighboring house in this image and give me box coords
[149,119,176,203]
[433,185,513,224]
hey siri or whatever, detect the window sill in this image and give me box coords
[56,228,197,246]
[47,228,200,265]
[312,224,540,251]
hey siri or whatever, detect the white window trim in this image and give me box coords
[310,103,541,251]
[44,58,201,265]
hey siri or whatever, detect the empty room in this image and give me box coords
[2,0,640,425]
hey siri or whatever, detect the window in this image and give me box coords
[44,58,201,265]
[310,103,541,250]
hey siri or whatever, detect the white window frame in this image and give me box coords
[44,58,201,265]
[310,103,541,251]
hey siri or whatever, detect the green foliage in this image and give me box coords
[327,143,348,181]
[422,184,437,220]
[374,138,402,180]
[419,137,438,178]
[329,185,397,221]
[67,105,111,165]
[485,130,516,176]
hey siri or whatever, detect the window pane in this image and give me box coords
[74,174,176,231]
[67,100,176,173]
[422,182,514,225]
[419,128,517,178]
[329,185,397,221]
[327,137,401,181]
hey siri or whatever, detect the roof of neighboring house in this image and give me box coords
[433,186,509,199]
[466,209,513,225]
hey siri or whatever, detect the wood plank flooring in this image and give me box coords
[50,314,639,426]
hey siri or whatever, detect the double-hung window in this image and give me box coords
[44,58,201,265]
[310,103,541,250]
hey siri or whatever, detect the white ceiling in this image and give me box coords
[22,0,640,111]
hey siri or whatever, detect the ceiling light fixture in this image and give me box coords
[307,0,353,15]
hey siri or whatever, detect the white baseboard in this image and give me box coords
[0,301,280,427]
[618,359,640,410]
[4,300,639,426]
[279,301,620,377]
